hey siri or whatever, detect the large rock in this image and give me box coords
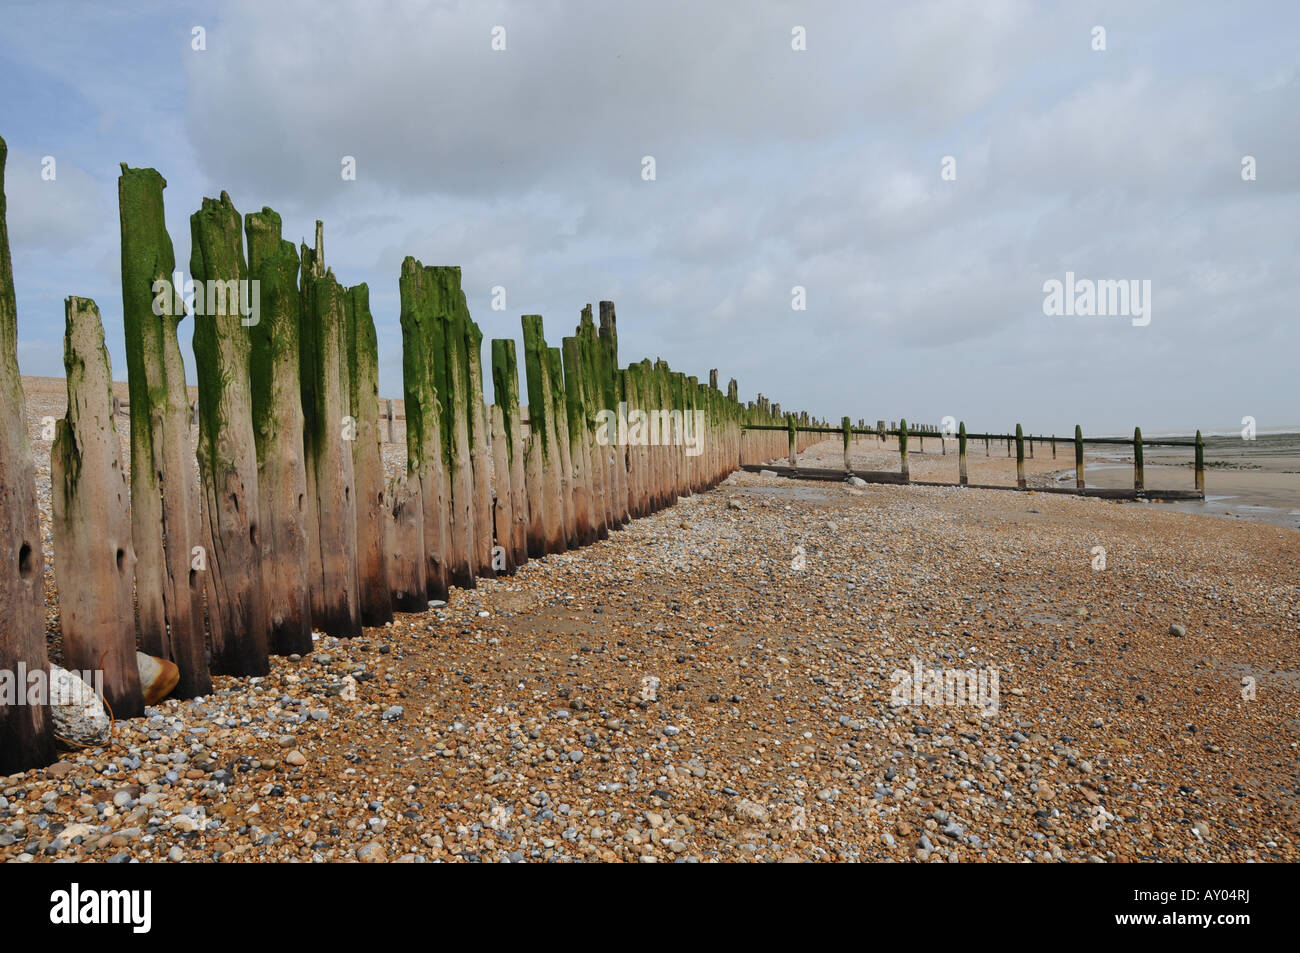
[50,666,110,747]
[136,652,180,705]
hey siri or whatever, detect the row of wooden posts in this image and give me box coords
[753,418,1206,495]
[0,147,821,774]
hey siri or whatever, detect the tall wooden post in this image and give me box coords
[562,335,595,547]
[549,346,579,549]
[1015,424,1026,489]
[577,307,609,537]
[788,414,798,468]
[1133,426,1144,493]
[958,421,968,486]
[489,404,515,574]
[0,137,56,771]
[462,316,495,579]
[398,257,448,601]
[429,267,478,588]
[492,339,530,568]
[119,165,210,697]
[522,315,565,554]
[899,418,909,481]
[842,416,852,471]
[299,252,361,638]
[599,302,629,526]
[1195,430,1205,496]
[190,191,269,675]
[246,207,312,657]
[1075,425,1085,490]
[345,283,393,625]
[51,296,145,718]
[386,470,426,612]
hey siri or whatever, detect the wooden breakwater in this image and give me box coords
[742,419,1205,500]
[0,149,818,773]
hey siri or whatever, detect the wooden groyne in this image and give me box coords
[0,152,814,772]
[742,421,1206,501]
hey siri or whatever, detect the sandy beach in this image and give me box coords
[4,377,1298,863]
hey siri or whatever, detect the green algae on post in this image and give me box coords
[189,191,269,676]
[345,282,393,625]
[245,206,312,656]
[398,256,448,601]
[118,164,211,698]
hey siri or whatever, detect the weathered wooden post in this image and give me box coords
[1195,430,1205,496]
[577,307,609,536]
[425,267,479,587]
[119,165,210,697]
[549,346,579,548]
[386,399,396,443]
[600,303,629,526]
[386,470,426,612]
[1133,426,1144,493]
[899,418,909,481]
[984,435,989,457]
[562,335,595,547]
[246,208,312,657]
[1075,425,1085,490]
[492,339,530,568]
[677,371,692,495]
[653,360,672,506]
[299,244,361,637]
[522,315,565,554]
[1051,434,1056,458]
[0,137,56,771]
[1015,424,1026,489]
[51,296,145,718]
[787,413,798,468]
[345,283,394,625]
[621,367,642,517]
[464,315,496,579]
[1029,434,1034,459]
[488,404,515,574]
[190,191,269,675]
[958,421,968,486]
[397,258,449,600]
[632,365,652,516]
[842,415,852,472]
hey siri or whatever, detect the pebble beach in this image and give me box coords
[4,378,1298,863]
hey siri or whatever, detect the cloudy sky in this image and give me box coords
[1,0,1296,435]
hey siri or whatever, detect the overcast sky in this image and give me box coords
[1,0,1296,435]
